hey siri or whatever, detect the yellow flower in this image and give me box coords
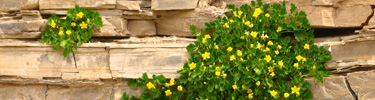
[248,93,254,99]
[87,19,90,24]
[202,38,206,43]
[178,85,183,91]
[224,23,229,28]
[232,84,238,90]
[293,63,299,68]
[291,86,301,95]
[275,50,279,55]
[256,81,261,86]
[268,41,273,46]
[268,66,274,72]
[233,11,238,17]
[265,13,270,17]
[244,21,251,26]
[265,47,270,51]
[250,44,254,48]
[202,52,210,60]
[304,44,310,49]
[264,55,272,63]
[76,12,84,19]
[222,73,227,78]
[250,31,258,38]
[58,31,64,36]
[80,22,88,29]
[215,71,221,76]
[229,19,234,23]
[270,72,275,77]
[170,78,175,86]
[245,31,249,35]
[146,82,155,89]
[165,83,170,87]
[214,43,219,49]
[270,90,278,97]
[302,58,307,62]
[238,11,243,17]
[71,22,76,27]
[203,66,207,71]
[247,89,253,93]
[227,47,233,52]
[253,8,263,18]
[188,78,191,82]
[230,55,236,61]
[296,55,303,61]
[313,65,316,70]
[240,58,244,62]
[242,85,246,90]
[277,26,282,32]
[180,67,183,70]
[240,36,245,39]
[284,93,290,98]
[277,45,282,49]
[205,34,211,39]
[237,50,242,56]
[189,62,196,70]
[50,21,56,28]
[165,89,172,96]
[66,30,72,35]
[196,32,201,36]
[278,61,284,68]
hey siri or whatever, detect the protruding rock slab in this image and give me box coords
[109,44,189,79]
[39,0,116,10]
[347,71,375,100]
[306,76,355,100]
[151,0,199,10]
[0,19,47,38]
[93,16,129,37]
[0,84,47,100]
[128,20,156,37]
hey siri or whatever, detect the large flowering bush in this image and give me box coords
[123,0,331,100]
[42,5,103,57]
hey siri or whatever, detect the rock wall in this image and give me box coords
[0,0,375,100]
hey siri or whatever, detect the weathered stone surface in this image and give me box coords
[46,85,112,100]
[117,0,151,10]
[39,0,116,9]
[334,5,372,28]
[155,9,223,36]
[0,0,38,11]
[93,16,129,37]
[306,76,355,100]
[299,6,335,28]
[0,84,47,100]
[151,0,199,10]
[0,47,76,79]
[123,10,156,19]
[0,19,47,38]
[347,71,375,100]
[128,20,156,37]
[110,46,188,79]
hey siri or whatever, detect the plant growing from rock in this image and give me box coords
[41,5,103,57]
[123,0,332,99]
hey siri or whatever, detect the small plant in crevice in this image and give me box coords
[42,5,103,57]
[123,0,332,100]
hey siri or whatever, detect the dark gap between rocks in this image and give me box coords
[345,78,358,100]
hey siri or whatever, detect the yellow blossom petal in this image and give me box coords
[202,52,210,60]
[227,47,233,52]
[270,90,278,97]
[165,89,172,96]
[265,13,270,17]
[268,41,273,46]
[277,26,282,32]
[304,44,310,49]
[178,85,183,91]
[250,31,258,38]
[284,93,290,98]
[215,71,221,76]
[291,86,301,95]
[264,55,272,63]
[232,84,238,90]
[237,50,242,56]
[189,62,196,70]
[296,55,303,61]
[230,55,236,61]
[256,81,261,86]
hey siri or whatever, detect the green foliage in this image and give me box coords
[41,5,103,57]
[123,0,332,100]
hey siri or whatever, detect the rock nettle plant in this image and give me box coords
[42,5,103,57]
[123,0,331,100]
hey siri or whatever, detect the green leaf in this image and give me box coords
[290,3,297,13]
[226,4,235,10]
[190,25,197,32]
[186,44,195,53]
[155,75,167,85]
[142,73,149,81]
[127,79,137,88]
[122,92,130,100]
[254,68,261,75]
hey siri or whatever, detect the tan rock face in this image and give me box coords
[46,86,112,100]
[128,20,156,37]
[0,19,46,38]
[151,0,199,10]
[117,0,151,10]
[0,84,47,100]
[306,76,355,100]
[347,71,375,100]
[93,16,129,37]
[0,0,38,11]
[123,10,156,19]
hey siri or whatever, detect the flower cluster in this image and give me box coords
[42,5,103,57]
[123,0,331,100]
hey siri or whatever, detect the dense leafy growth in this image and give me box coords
[123,0,331,100]
[42,5,103,57]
